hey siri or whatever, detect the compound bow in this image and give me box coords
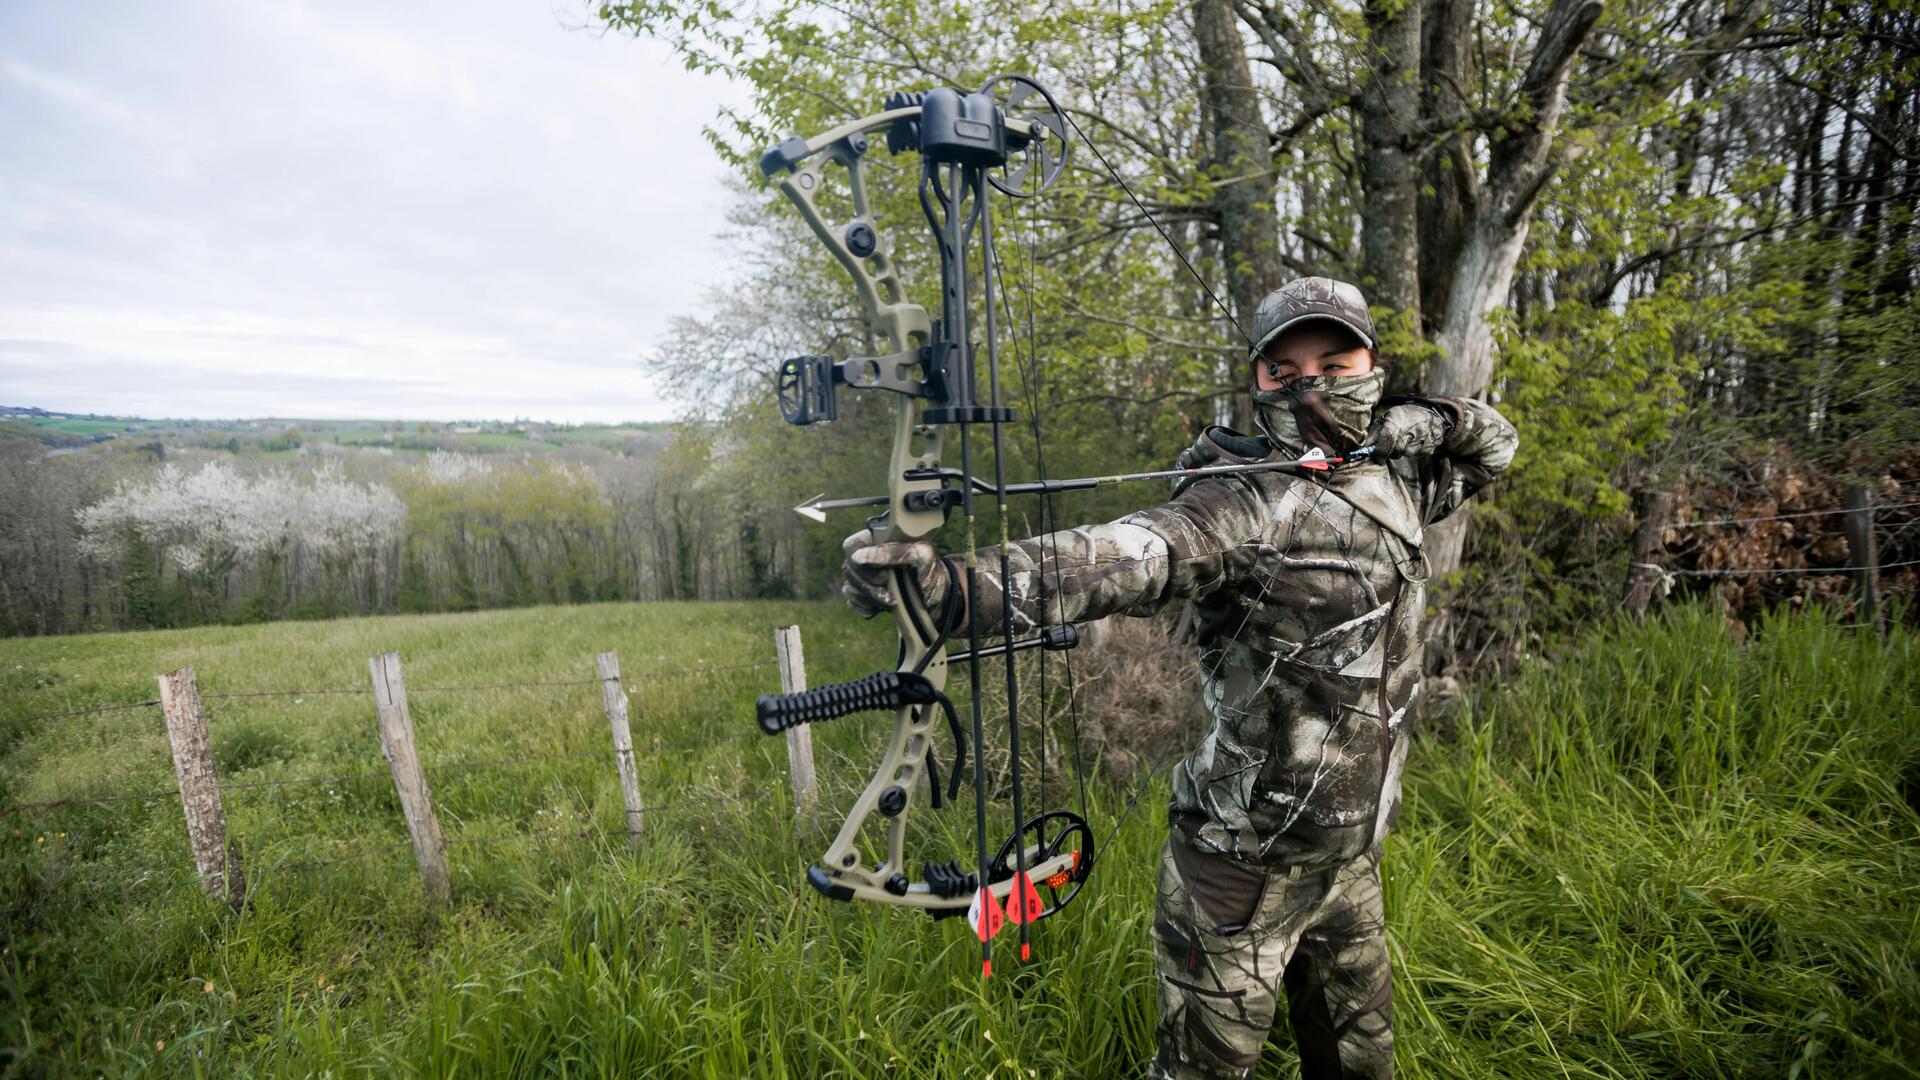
[750,75,1090,974]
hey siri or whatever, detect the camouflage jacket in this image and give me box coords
[964,397,1518,868]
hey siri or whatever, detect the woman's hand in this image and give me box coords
[841,531,949,618]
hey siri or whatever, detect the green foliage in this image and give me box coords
[119,531,165,630]
[1497,280,1775,521]
[396,542,433,615]
[389,457,621,614]
[739,519,792,599]
[238,547,287,624]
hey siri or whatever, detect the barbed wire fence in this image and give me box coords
[2,633,856,909]
[1618,489,1910,622]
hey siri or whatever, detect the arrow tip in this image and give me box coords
[794,494,828,524]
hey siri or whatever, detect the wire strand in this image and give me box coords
[1667,498,1920,529]
[1663,558,1920,577]
[0,747,708,816]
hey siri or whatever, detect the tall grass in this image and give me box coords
[1,601,1914,1077]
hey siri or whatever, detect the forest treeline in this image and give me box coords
[4,0,1915,642]
[0,437,804,636]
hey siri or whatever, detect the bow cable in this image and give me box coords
[1057,109,1258,354]
[988,190,1092,875]
[981,185,1042,962]
[939,160,1000,979]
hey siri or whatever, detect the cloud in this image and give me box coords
[0,0,746,423]
[0,58,199,181]
[0,302,666,421]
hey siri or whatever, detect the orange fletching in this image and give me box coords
[1006,871,1045,925]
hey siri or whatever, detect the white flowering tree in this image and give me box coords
[77,460,405,622]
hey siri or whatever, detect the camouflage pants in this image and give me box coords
[1149,839,1393,1079]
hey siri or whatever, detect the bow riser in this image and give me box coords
[770,112,960,905]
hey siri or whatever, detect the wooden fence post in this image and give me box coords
[1623,489,1674,617]
[596,652,646,849]
[774,626,817,815]
[1843,485,1880,628]
[368,652,450,908]
[157,668,244,909]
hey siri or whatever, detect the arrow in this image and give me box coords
[794,492,882,523]
[793,446,1376,520]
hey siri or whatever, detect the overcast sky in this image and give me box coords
[0,1,745,423]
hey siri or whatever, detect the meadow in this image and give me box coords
[1,601,1914,1077]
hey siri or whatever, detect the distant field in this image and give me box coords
[20,417,159,436]
[548,425,660,444]
[328,429,550,452]
[1,603,1914,1077]
[454,431,551,451]
[7,413,668,452]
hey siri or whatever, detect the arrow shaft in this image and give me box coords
[797,449,1374,519]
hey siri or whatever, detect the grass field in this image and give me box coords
[1,602,1915,1077]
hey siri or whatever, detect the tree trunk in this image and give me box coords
[1420,0,1605,586]
[1193,0,1285,333]
[1358,0,1424,333]
[1417,0,1475,338]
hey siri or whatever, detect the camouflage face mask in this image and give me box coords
[1252,369,1386,456]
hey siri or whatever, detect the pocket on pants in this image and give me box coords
[1167,838,1268,934]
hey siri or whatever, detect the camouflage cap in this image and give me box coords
[1248,277,1377,357]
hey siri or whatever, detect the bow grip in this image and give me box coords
[756,670,939,734]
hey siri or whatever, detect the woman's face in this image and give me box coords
[1254,322,1374,390]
